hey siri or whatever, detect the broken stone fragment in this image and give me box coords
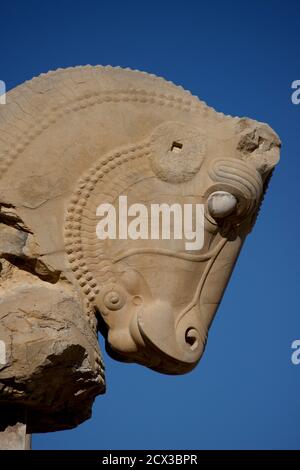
[0,224,27,257]
[0,266,105,432]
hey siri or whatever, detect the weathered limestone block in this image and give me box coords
[0,262,104,432]
[0,406,31,449]
[0,66,280,432]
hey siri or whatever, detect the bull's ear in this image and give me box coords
[235,118,281,178]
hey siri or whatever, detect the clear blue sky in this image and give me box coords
[1,0,299,450]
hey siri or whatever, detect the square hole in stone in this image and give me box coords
[171,141,183,153]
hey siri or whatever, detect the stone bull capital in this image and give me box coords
[0,66,280,435]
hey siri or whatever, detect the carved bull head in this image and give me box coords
[0,66,280,431]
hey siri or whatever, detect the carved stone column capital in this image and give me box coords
[0,66,280,432]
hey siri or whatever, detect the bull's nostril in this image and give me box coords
[185,328,199,351]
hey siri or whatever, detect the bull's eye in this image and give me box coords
[207,191,237,218]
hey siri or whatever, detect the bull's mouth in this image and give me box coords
[138,296,207,369]
[136,311,204,374]
[98,235,231,375]
[103,298,207,375]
